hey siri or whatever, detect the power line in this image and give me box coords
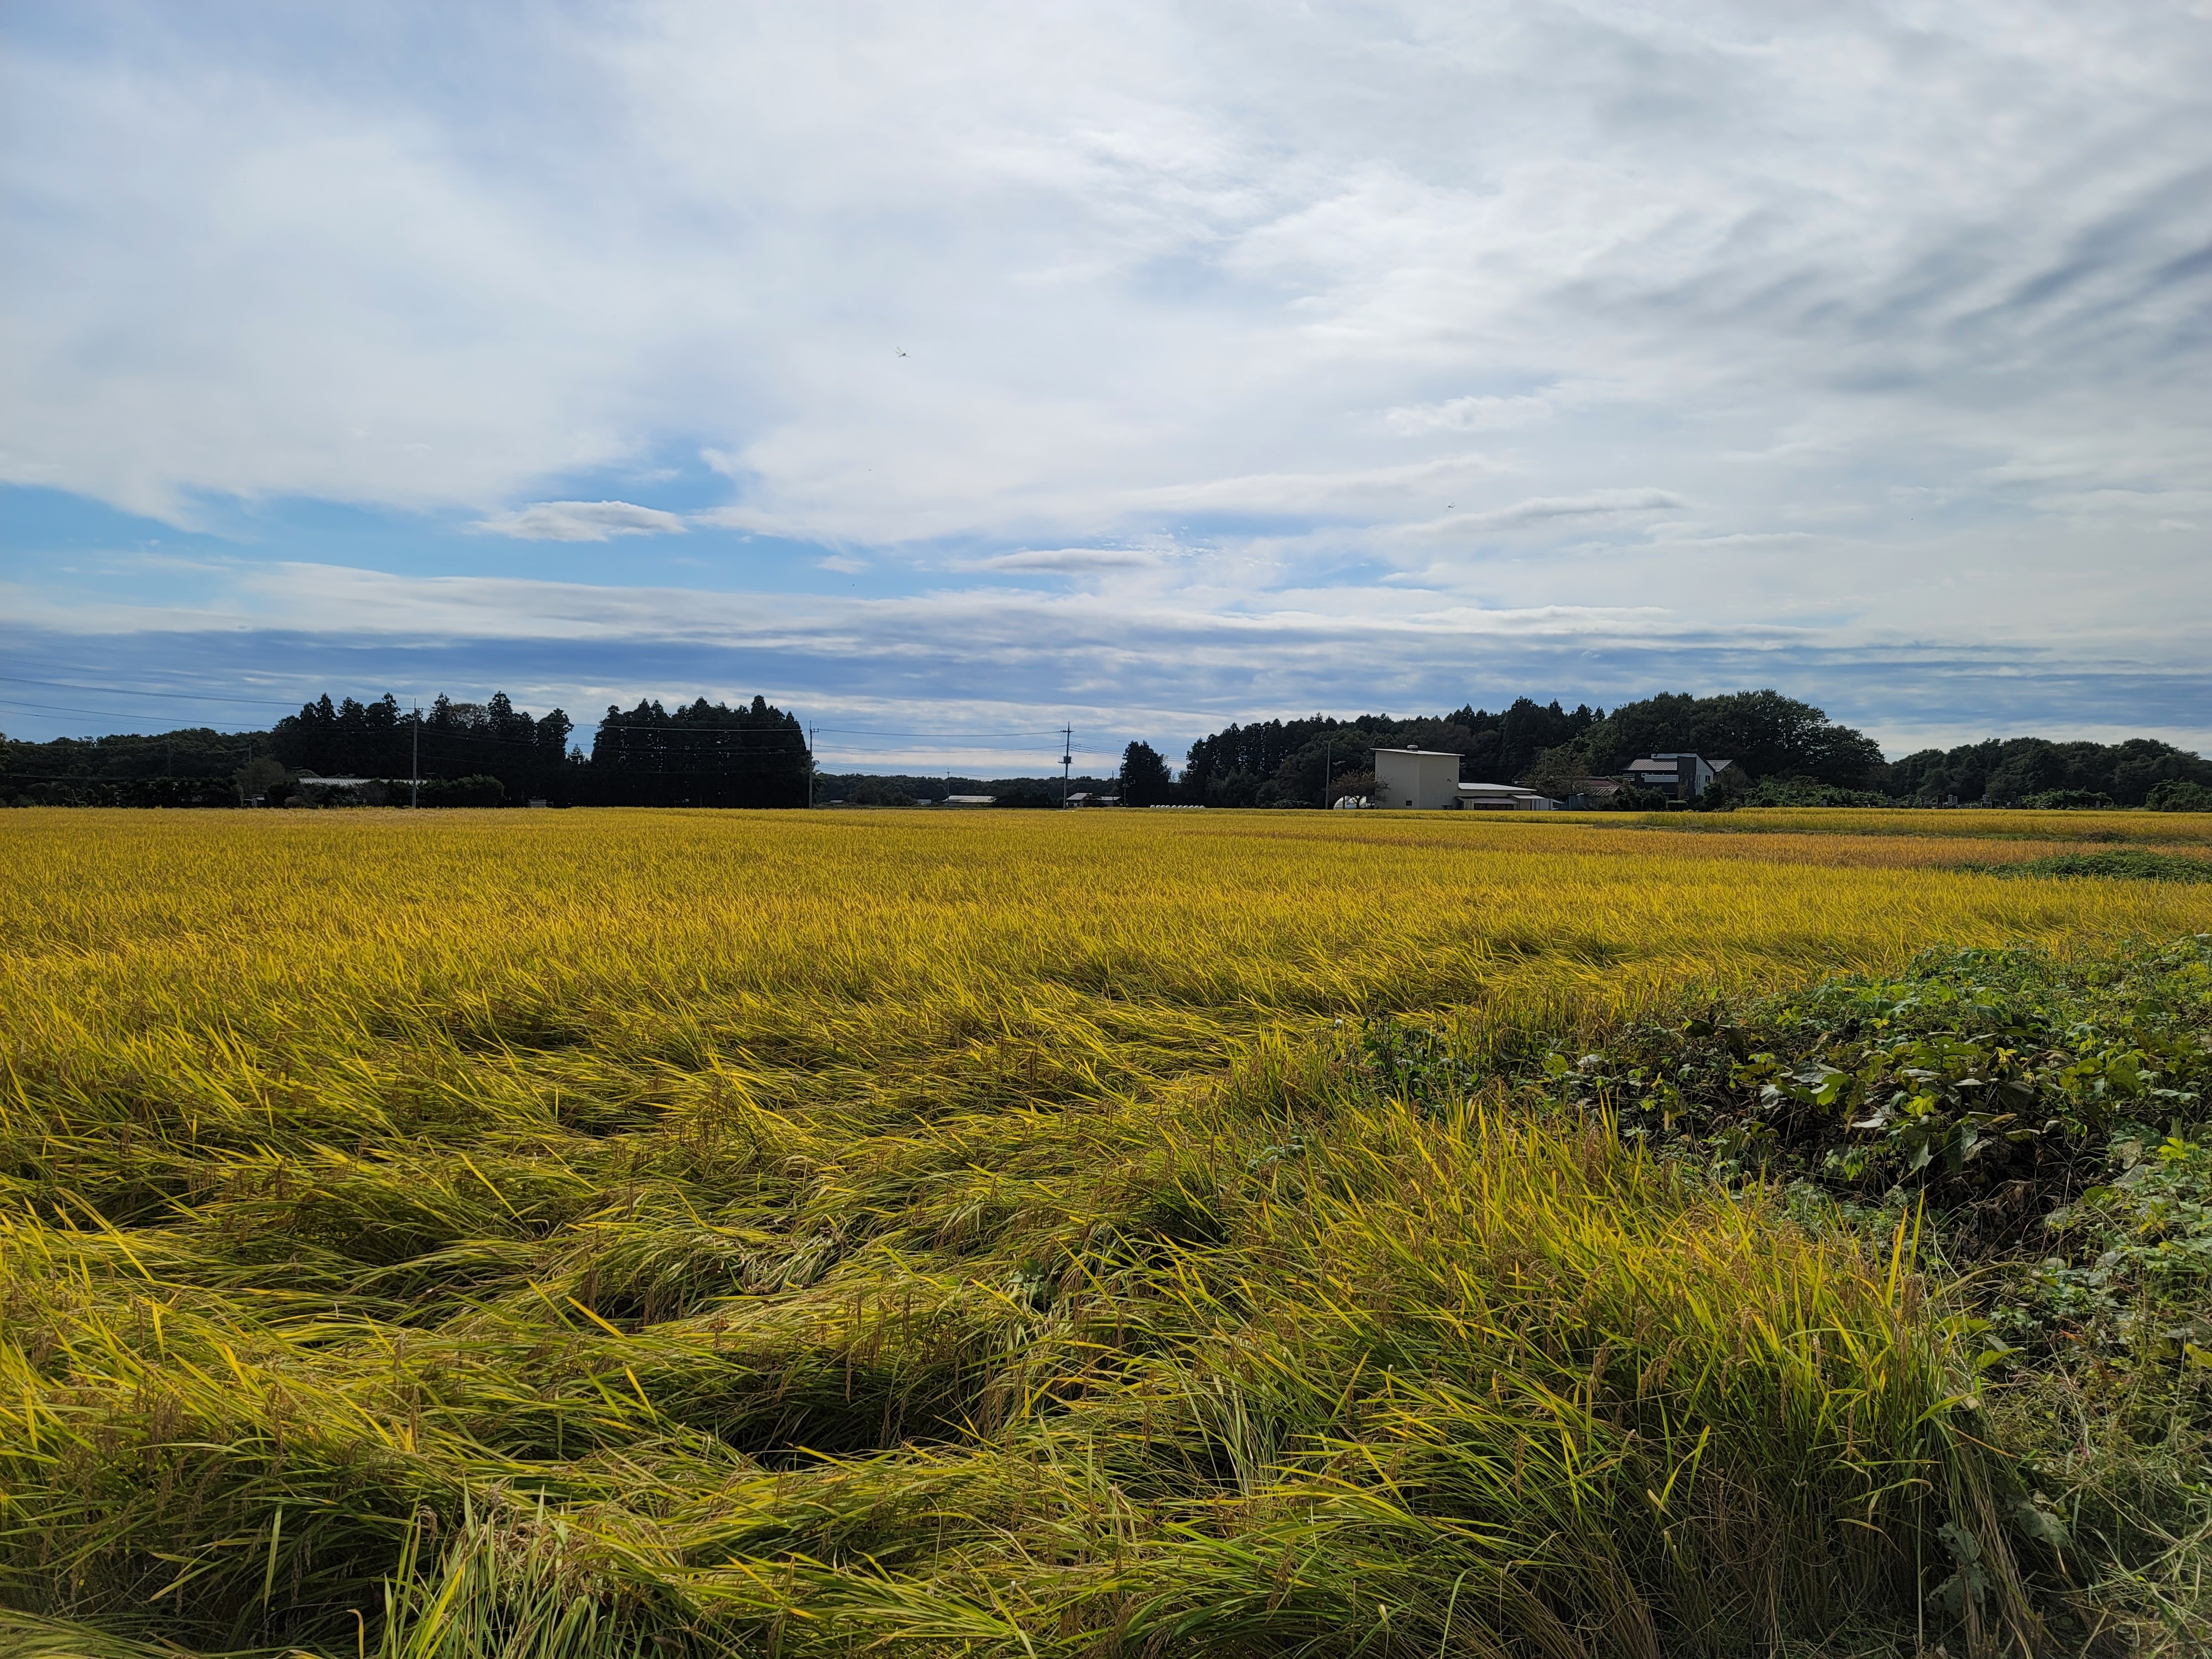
[813,726,1067,739]
[0,696,265,728]
[4,697,1087,768]
[0,675,311,707]
[2,681,1075,747]
[0,713,1057,761]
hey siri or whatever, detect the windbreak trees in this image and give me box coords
[1119,742,1173,806]
[586,695,810,807]
[271,693,411,777]
[267,688,811,806]
[273,692,579,802]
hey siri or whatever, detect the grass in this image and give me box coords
[1589,807,2212,845]
[3,806,2211,1656]
[1973,849,2212,883]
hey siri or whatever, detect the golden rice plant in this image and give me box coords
[0,807,2205,1656]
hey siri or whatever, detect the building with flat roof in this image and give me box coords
[1456,782,1561,810]
[1371,747,1463,809]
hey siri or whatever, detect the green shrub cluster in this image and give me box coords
[2149,779,2212,812]
[1516,936,2212,1235]
[1974,851,2212,884]
[1511,936,2212,1644]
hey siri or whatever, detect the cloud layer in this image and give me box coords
[476,501,686,541]
[3,1,2209,755]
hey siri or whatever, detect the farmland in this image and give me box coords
[3,807,2211,1657]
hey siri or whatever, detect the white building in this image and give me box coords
[1371,748,1465,809]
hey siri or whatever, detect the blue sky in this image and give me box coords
[4,1,2209,774]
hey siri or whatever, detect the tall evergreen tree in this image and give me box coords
[1119,742,1173,806]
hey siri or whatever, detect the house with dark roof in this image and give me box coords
[1623,753,1735,801]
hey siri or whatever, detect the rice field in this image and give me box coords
[3,806,2210,1658]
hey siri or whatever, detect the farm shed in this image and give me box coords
[1371,747,1464,808]
[1456,782,1561,810]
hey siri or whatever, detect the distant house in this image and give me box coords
[291,774,384,803]
[1064,792,1121,807]
[1558,778,1626,810]
[942,795,996,807]
[1456,782,1561,811]
[1623,754,1735,802]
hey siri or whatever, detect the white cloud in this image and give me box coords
[3,1,2210,743]
[1380,387,1590,436]
[473,500,687,541]
[976,548,1163,572]
[1399,489,1685,539]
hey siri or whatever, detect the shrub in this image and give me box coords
[1592,782,1671,811]
[1740,776,1891,807]
[2147,778,2212,812]
[1512,936,2212,1235]
[378,774,507,807]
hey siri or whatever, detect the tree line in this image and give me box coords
[1,690,810,808]
[1117,690,2212,810]
[815,773,1119,808]
[9,683,2211,811]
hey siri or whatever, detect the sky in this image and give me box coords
[4,1,2209,775]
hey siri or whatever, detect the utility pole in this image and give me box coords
[1321,740,1330,810]
[410,705,420,809]
[807,725,815,808]
[1060,726,1073,808]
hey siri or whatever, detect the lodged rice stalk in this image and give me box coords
[1,807,2205,1656]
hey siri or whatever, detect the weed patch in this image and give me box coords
[1515,934,2212,1650]
[1964,849,2212,883]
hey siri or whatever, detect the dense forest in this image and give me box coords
[581,697,810,807]
[1884,735,2212,809]
[8,684,2212,810]
[1165,691,1880,808]
[1,691,810,808]
[1164,690,2212,809]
